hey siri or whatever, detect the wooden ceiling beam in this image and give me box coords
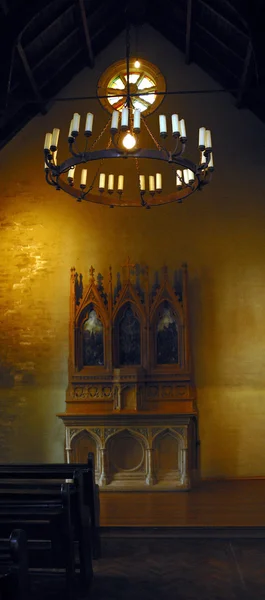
[236,39,253,107]
[17,41,47,114]
[78,0,94,68]
[198,0,248,38]
[185,0,193,64]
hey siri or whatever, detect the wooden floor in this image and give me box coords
[99,480,265,528]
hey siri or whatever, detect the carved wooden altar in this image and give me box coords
[58,261,199,490]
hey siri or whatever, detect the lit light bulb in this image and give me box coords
[134,60,141,68]
[122,132,136,150]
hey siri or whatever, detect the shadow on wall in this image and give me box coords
[188,271,240,478]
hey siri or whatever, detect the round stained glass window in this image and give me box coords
[97,58,166,117]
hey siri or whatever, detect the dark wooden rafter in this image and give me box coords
[198,0,249,38]
[0,0,8,15]
[186,0,193,64]
[237,39,253,107]
[78,0,95,68]
[16,41,46,114]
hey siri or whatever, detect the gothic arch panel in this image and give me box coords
[113,302,142,367]
[150,300,183,369]
[106,429,146,483]
[153,429,182,483]
[71,430,98,465]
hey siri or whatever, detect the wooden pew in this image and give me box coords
[0,529,29,600]
[0,453,101,560]
[0,475,94,595]
[0,482,77,596]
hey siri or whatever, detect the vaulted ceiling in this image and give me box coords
[0,0,264,150]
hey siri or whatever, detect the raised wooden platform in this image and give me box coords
[99,479,265,530]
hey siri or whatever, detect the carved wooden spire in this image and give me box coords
[108,265,113,313]
[89,265,95,283]
[122,256,135,282]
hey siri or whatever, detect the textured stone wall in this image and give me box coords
[0,26,265,475]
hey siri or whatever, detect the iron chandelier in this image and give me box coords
[43,29,214,209]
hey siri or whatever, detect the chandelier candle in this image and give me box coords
[139,175,145,192]
[111,110,119,133]
[108,174,114,193]
[99,173,106,192]
[133,109,141,133]
[68,119,74,142]
[117,175,124,193]
[176,170,182,189]
[205,129,212,151]
[121,107,129,130]
[149,175,155,194]
[198,127,206,150]
[171,114,179,137]
[156,173,162,192]
[68,166,75,184]
[159,115,167,138]
[179,119,187,141]
[85,113,94,136]
[80,169,87,189]
[72,113,80,136]
[51,128,60,151]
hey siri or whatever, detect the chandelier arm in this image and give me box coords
[172,140,186,159]
[69,140,84,158]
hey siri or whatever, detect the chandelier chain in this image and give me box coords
[89,117,112,150]
[142,118,163,152]
[84,136,113,195]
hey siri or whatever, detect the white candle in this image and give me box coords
[179,119,186,140]
[80,169,87,188]
[149,175,155,193]
[159,115,167,137]
[171,114,179,136]
[188,169,195,184]
[72,113,80,136]
[85,113,94,136]
[53,150,57,165]
[44,132,52,150]
[111,110,119,132]
[198,127,206,149]
[205,129,212,150]
[99,173,105,191]
[68,166,75,183]
[156,173,162,191]
[133,109,141,132]
[176,170,182,189]
[108,174,114,192]
[68,119,74,140]
[51,128,60,151]
[117,175,124,192]
[208,153,214,170]
[139,175,145,192]
[121,107,129,130]
[183,169,189,185]
[200,151,206,164]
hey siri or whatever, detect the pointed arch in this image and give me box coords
[150,298,184,369]
[70,429,100,465]
[113,301,142,367]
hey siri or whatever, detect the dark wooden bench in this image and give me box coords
[0,457,100,597]
[0,453,101,559]
[0,481,80,597]
[0,529,29,600]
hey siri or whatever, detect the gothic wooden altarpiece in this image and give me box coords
[58,260,199,490]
